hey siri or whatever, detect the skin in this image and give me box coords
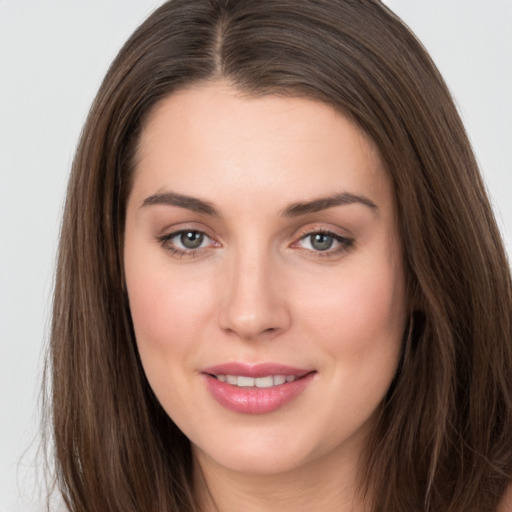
[124,81,408,512]
[500,486,512,512]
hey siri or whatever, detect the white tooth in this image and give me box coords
[224,375,294,387]
[237,376,255,387]
[273,375,286,386]
[255,376,274,388]
[226,375,238,385]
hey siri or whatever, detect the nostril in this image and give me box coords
[217,277,292,338]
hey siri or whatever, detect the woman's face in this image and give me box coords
[124,81,407,477]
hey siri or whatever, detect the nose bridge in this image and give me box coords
[219,239,290,339]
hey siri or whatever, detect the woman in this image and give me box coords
[46,0,512,510]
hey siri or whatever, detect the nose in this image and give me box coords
[218,246,291,340]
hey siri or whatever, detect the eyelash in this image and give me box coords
[157,228,355,259]
[157,230,218,258]
[293,229,355,258]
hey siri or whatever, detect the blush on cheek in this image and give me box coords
[307,270,403,348]
[127,267,215,355]
[126,274,174,352]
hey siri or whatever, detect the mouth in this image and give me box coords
[210,374,302,387]
[201,363,316,414]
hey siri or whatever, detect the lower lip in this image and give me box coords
[203,373,315,414]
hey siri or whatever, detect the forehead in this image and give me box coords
[132,81,393,213]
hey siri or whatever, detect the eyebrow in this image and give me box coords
[141,190,377,217]
[141,192,219,216]
[281,192,378,217]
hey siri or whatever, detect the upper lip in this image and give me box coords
[201,362,313,378]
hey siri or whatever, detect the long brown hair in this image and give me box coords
[46,0,512,510]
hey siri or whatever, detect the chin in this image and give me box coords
[199,446,308,476]
[192,424,334,477]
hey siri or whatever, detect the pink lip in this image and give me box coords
[201,362,315,415]
[202,362,312,378]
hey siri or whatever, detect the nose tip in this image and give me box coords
[217,257,291,340]
[220,308,282,340]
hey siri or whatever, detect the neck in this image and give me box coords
[194,444,370,512]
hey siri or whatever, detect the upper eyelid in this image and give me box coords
[300,228,343,236]
[164,228,211,238]
[160,229,217,245]
[293,224,352,239]
[158,224,218,240]
[160,227,347,240]
[294,230,352,247]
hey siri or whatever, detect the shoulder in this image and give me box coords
[498,484,512,512]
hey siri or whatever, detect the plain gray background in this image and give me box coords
[1,1,511,511]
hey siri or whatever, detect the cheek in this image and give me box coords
[124,256,219,420]
[294,250,407,387]
[301,266,405,339]
[340,274,404,345]
[294,259,406,439]
[126,264,214,355]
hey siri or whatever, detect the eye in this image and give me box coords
[158,229,218,256]
[295,230,354,255]
[176,230,207,249]
[303,232,336,251]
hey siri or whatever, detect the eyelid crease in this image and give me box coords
[292,222,354,241]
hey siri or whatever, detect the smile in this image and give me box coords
[213,374,297,387]
[202,363,315,414]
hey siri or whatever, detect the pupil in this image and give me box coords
[180,231,203,249]
[311,233,333,251]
